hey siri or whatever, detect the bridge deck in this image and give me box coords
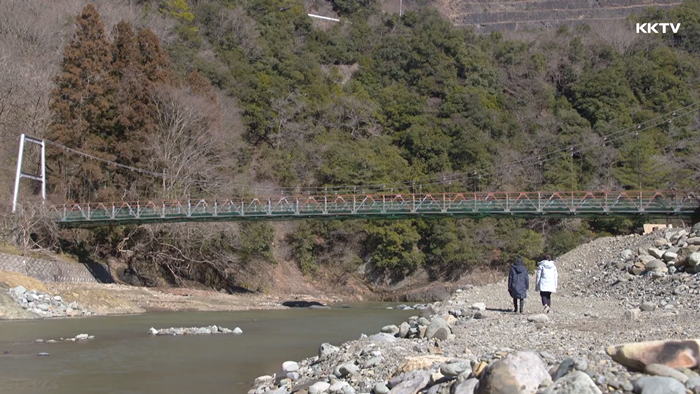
[49,191,700,227]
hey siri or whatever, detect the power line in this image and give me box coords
[42,139,166,178]
[32,101,700,195]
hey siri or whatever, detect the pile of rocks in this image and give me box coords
[7,285,90,318]
[621,225,700,276]
[396,304,428,311]
[558,225,700,315]
[36,333,96,343]
[147,325,242,336]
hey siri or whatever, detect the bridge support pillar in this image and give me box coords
[12,134,46,213]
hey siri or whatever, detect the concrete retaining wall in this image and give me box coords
[0,253,98,283]
[442,0,682,32]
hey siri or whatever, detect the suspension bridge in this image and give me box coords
[43,190,700,227]
[10,97,700,228]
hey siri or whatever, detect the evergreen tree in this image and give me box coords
[187,71,216,101]
[109,21,163,198]
[111,21,159,165]
[613,135,671,190]
[137,28,174,85]
[48,3,115,202]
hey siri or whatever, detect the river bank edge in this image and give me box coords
[248,229,700,394]
[0,276,346,321]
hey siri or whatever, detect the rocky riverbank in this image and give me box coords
[7,285,91,318]
[249,225,700,394]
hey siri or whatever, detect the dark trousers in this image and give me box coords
[512,297,525,312]
[540,291,552,307]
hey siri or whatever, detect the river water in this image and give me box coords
[0,304,413,394]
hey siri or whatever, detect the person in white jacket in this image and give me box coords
[535,254,558,313]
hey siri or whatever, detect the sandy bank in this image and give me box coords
[0,270,338,320]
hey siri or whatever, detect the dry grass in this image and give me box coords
[0,243,22,256]
[0,243,81,264]
[0,270,49,293]
[54,287,143,314]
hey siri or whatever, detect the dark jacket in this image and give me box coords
[508,257,529,299]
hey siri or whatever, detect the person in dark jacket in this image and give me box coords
[508,257,529,313]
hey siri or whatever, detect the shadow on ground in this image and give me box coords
[486,307,515,313]
[282,300,325,308]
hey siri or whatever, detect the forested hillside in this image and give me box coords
[1,0,699,295]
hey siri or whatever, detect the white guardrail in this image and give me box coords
[308,13,340,22]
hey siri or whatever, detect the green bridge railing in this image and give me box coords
[47,190,700,227]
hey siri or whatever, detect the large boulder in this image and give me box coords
[420,305,437,318]
[644,363,689,383]
[399,322,410,338]
[382,325,400,336]
[689,252,700,268]
[676,246,700,266]
[334,362,359,378]
[309,382,331,394]
[538,371,601,394]
[633,376,686,394]
[426,317,451,340]
[432,327,450,341]
[606,339,700,371]
[475,351,549,394]
[621,249,634,260]
[440,361,471,377]
[644,259,666,272]
[319,343,340,361]
[370,333,397,343]
[452,378,479,394]
[648,249,665,259]
[388,370,430,394]
[688,237,700,245]
[629,266,645,276]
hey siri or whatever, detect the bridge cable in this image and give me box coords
[32,101,700,196]
[42,139,166,178]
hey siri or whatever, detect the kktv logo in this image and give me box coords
[636,23,681,34]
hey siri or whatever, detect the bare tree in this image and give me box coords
[590,20,638,56]
[151,85,225,200]
[209,7,263,60]
[324,95,382,139]
[5,202,59,255]
[269,91,308,149]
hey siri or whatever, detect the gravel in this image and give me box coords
[248,228,700,394]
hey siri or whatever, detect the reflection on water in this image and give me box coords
[0,304,413,394]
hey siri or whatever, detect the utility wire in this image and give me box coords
[43,139,166,178]
[33,101,700,195]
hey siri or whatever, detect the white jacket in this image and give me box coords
[536,260,558,292]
